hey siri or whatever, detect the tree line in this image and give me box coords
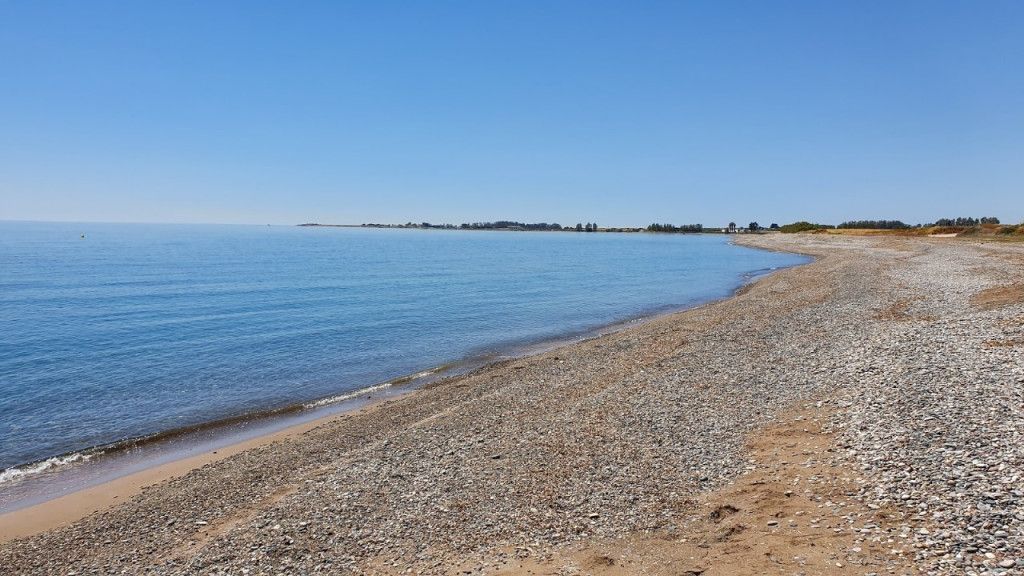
[931,217,1000,227]
[363,221,603,231]
[459,221,565,231]
[828,217,1001,230]
[779,221,835,233]
[646,223,704,233]
[358,215,1009,234]
[777,216,1006,233]
[837,220,911,230]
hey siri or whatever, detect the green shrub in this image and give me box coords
[837,220,911,229]
[779,221,834,233]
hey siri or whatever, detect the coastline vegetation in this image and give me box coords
[773,218,1023,240]
[779,221,836,233]
[348,221,620,232]
[646,223,703,233]
[300,216,1022,239]
[460,221,565,231]
[837,220,911,230]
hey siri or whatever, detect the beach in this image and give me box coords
[1,234,1021,575]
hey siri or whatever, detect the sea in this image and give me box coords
[0,221,807,506]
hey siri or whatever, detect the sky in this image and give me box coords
[1,1,1022,227]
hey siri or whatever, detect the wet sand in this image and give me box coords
[0,405,371,542]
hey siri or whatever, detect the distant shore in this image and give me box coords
[298,222,653,232]
[298,222,753,234]
[297,219,1024,240]
[2,235,1021,575]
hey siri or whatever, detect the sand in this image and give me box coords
[0,410,362,542]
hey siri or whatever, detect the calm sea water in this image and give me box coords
[0,222,806,475]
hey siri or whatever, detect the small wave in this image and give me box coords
[0,451,102,485]
[303,380,396,409]
[1,371,438,485]
[303,366,449,409]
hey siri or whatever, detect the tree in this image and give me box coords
[647,223,702,233]
[770,223,779,230]
[727,222,737,233]
[748,222,760,231]
[837,220,910,230]
[936,217,984,227]
[779,221,835,233]
[575,223,583,231]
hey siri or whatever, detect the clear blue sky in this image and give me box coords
[1,1,1022,226]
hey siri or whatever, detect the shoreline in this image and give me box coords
[2,234,1021,574]
[0,254,793,492]
[0,255,807,540]
[0,408,349,542]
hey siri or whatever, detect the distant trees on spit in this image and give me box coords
[360,221,603,231]
[776,216,1008,233]
[460,221,564,231]
[647,223,704,233]
[837,220,911,230]
[835,217,1000,230]
[461,221,601,231]
[932,217,999,226]
[347,215,1013,235]
[778,221,835,233]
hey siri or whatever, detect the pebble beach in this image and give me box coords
[1,234,1021,575]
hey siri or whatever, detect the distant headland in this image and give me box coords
[300,221,728,233]
[299,221,639,232]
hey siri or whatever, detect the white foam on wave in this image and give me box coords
[0,451,102,485]
[303,380,395,409]
[303,367,444,409]
[1,368,443,483]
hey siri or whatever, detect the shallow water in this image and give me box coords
[0,222,807,477]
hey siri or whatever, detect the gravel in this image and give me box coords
[814,237,1024,576]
